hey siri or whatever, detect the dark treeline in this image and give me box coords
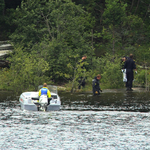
[0,0,150,92]
[4,0,21,9]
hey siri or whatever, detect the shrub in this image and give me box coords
[92,53,124,89]
[0,47,51,93]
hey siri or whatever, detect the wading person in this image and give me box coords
[78,55,87,89]
[92,74,102,95]
[124,54,137,91]
[39,83,51,104]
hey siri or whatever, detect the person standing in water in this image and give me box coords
[92,74,102,95]
[124,54,137,91]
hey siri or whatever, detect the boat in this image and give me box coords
[19,85,61,111]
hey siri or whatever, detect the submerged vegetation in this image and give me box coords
[0,0,150,92]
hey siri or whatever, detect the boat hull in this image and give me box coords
[19,91,61,111]
[20,103,37,111]
[20,103,61,111]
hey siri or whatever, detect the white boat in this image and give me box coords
[19,85,61,111]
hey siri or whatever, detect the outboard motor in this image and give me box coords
[39,95,48,111]
[32,96,52,111]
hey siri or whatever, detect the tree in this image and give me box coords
[0,0,5,16]
[10,0,93,81]
[102,0,127,56]
[0,46,50,92]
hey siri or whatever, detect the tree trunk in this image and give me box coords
[134,0,140,15]
[71,66,77,93]
[144,4,150,21]
[91,29,93,49]
[112,28,115,57]
[130,0,135,12]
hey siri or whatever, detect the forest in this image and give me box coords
[0,0,150,92]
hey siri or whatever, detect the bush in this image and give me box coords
[0,47,52,93]
[135,69,148,87]
[92,53,124,89]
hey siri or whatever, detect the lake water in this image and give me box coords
[0,89,150,149]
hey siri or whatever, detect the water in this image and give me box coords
[0,89,150,149]
[60,90,150,112]
[1,89,150,112]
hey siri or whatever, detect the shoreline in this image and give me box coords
[58,86,147,93]
[0,86,147,93]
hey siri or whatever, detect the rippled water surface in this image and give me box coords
[0,89,150,149]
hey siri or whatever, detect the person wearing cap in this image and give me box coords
[92,74,102,95]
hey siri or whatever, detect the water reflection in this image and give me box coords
[0,91,19,110]
[1,90,150,112]
[0,91,17,101]
[60,91,150,112]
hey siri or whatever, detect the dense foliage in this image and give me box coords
[0,0,150,92]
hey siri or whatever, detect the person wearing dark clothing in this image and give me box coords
[78,55,87,89]
[124,54,137,91]
[92,74,102,95]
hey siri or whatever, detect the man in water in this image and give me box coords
[124,54,137,91]
[39,83,51,104]
[92,74,102,95]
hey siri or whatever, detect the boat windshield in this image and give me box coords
[38,85,57,94]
